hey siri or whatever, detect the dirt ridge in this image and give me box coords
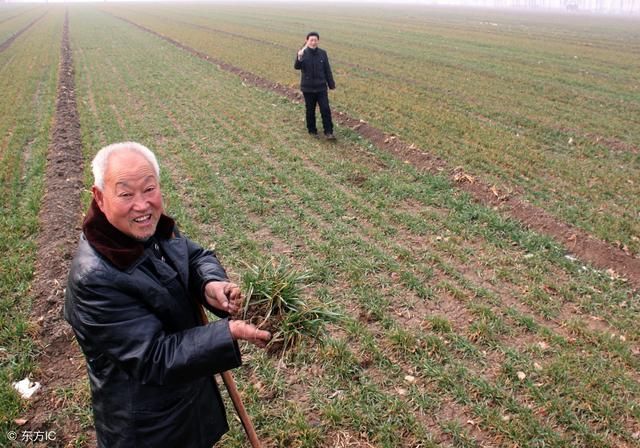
[113,14,640,290]
[23,10,88,446]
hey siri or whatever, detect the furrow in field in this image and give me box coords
[23,10,91,446]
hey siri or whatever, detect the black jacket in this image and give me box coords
[64,200,242,448]
[294,47,335,92]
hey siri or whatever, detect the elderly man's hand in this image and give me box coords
[205,281,242,315]
[229,321,272,348]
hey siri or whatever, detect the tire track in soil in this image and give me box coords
[0,6,39,26]
[113,14,640,291]
[0,12,46,53]
[23,10,93,447]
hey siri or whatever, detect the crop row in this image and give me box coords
[0,5,62,436]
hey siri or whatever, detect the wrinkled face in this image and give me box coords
[306,35,319,49]
[93,150,163,241]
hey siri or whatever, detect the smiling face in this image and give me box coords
[93,149,164,241]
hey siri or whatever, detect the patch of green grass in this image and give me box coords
[428,315,453,333]
[53,381,93,430]
[241,258,344,355]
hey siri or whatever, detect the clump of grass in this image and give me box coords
[241,258,343,355]
[428,315,453,333]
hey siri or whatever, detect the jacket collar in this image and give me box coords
[83,199,175,270]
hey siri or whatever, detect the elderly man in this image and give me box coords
[64,142,271,448]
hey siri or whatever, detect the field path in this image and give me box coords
[23,10,92,446]
[113,14,640,290]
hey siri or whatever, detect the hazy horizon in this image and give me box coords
[1,0,640,14]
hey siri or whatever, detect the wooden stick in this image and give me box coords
[197,303,261,447]
[221,370,262,448]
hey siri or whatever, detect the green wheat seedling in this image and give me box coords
[241,258,343,355]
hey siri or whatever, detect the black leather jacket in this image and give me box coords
[294,47,336,92]
[64,201,241,448]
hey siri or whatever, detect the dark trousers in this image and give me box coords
[303,90,333,135]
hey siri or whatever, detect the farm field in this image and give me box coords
[103,2,640,257]
[1,3,639,448]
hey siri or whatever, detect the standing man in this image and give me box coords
[294,31,336,140]
[64,142,271,448]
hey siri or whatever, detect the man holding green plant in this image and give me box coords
[64,142,271,448]
[295,31,336,140]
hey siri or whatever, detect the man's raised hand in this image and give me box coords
[297,44,307,59]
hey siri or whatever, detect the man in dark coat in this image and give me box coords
[64,141,271,448]
[294,31,336,140]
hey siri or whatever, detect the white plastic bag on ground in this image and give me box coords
[13,377,41,399]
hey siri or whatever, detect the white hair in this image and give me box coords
[92,142,160,190]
